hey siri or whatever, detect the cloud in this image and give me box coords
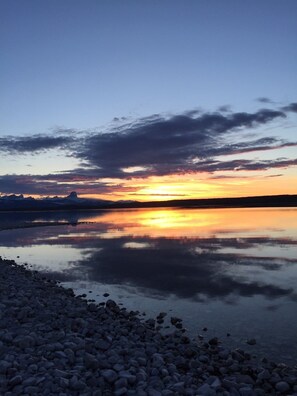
[281,102,297,113]
[0,173,136,196]
[0,134,75,153]
[73,107,288,178]
[3,223,295,302]
[191,158,297,173]
[256,97,274,104]
[1,102,296,185]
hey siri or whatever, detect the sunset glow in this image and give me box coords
[66,206,297,239]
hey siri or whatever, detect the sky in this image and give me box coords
[0,0,297,201]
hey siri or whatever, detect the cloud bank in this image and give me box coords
[0,102,296,195]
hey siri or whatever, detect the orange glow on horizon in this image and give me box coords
[13,171,297,201]
[82,172,297,201]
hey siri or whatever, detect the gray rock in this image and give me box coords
[95,339,110,351]
[69,376,86,391]
[257,369,270,381]
[148,389,162,396]
[13,335,36,348]
[102,369,118,383]
[8,375,22,387]
[275,381,290,393]
[199,354,210,363]
[84,352,99,369]
[197,383,216,395]
[0,361,11,374]
[239,387,256,396]
[171,381,185,392]
[246,339,257,346]
[114,388,128,396]
[210,376,222,388]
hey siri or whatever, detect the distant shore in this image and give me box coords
[0,257,296,395]
[1,193,297,212]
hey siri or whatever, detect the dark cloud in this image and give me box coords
[1,103,296,187]
[0,135,74,153]
[281,102,297,113]
[217,105,231,112]
[257,97,274,104]
[191,158,297,173]
[265,174,283,178]
[0,174,136,196]
[71,109,288,177]
[1,222,296,302]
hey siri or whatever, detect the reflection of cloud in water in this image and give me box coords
[72,237,297,303]
[1,209,297,305]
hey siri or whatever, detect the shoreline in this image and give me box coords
[0,257,296,395]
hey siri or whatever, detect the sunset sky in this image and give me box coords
[1,0,297,201]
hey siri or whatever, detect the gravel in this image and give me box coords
[0,256,296,395]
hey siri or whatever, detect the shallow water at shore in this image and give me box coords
[0,207,297,365]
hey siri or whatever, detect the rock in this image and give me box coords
[13,335,36,348]
[8,375,22,387]
[197,383,216,395]
[22,377,37,387]
[210,377,221,388]
[199,354,210,363]
[257,369,270,381]
[0,360,11,374]
[95,339,110,350]
[119,370,137,384]
[236,374,255,385]
[146,318,156,328]
[171,381,185,392]
[275,381,290,393]
[147,389,162,396]
[106,299,117,309]
[246,338,256,345]
[0,258,296,396]
[102,369,118,383]
[170,316,182,325]
[115,377,128,389]
[239,387,255,396]
[208,337,219,346]
[84,352,98,369]
[114,388,128,396]
[232,350,245,362]
[69,376,86,391]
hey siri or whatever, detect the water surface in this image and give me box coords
[0,207,296,364]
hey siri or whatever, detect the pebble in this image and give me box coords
[275,381,290,393]
[0,257,296,396]
[102,369,118,383]
[246,338,257,346]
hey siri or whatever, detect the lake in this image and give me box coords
[0,207,296,365]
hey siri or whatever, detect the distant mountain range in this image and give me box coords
[0,191,297,212]
[0,191,113,211]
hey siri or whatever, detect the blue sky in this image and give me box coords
[1,0,297,134]
[0,0,296,199]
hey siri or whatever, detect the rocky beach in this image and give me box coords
[0,257,296,395]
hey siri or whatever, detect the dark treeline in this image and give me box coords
[0,194,297,212]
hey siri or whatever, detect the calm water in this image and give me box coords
[0,207,297,364]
